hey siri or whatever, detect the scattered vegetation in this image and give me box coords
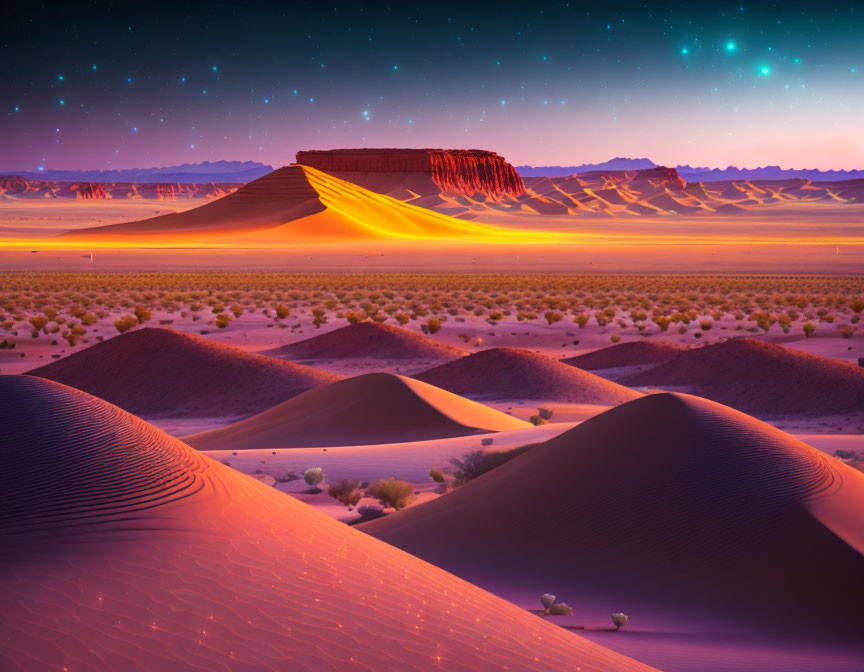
[327,478,363,507]
[366,477,415,510]
[303,467,325,494]
[1,274,861,355]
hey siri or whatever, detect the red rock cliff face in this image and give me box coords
[296,148,525,197]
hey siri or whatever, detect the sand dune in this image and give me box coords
[414,346,642,403]
[184,372,529,450]
[27,327,338,418]
[59,165,547,245]
[265,320,466,362]
[362,392,864,644]
[0,376,653,672]
[620,338,864,417]
[563,340,686,370]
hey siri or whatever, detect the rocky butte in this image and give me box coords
[296,148,525,197]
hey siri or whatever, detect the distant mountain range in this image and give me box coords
[517,158,864,182]
[516,158,656,177]
[10,161,274,184]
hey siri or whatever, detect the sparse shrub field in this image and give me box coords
[0,272,862,359]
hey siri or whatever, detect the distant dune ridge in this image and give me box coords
[563,340,686,370]
[60,163,540,243]
[265,320,467,362]
[0,376,654,672]
[414,346,642,404]
[27,327,338,418]
[184,372,530,451]
[620,338,864,417]
[362,392,864,640]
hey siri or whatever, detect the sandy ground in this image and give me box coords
[2,198,864,271]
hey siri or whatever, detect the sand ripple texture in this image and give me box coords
[0,376,655,672]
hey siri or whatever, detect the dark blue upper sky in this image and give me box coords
[2,1,862,170]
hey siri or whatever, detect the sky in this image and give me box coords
[2,1,863,171]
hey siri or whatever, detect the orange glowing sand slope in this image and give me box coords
[55,164,558,246]
[0,376,654,672]
[184,372,530,451]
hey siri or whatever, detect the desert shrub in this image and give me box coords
[612,613,629,630]
[545,311,563,325]
[215,313,232,329]
[424,317,442,334]
[530,414,549,426]
[230,304,244,318]
[573,314,590,328]
[327,478,362,507]
[274,304,290,319]
[488,311,504,322]
[547,603,573,616]
[447,445,535,485]
[803,322,817,337]
[428,469,445,483]
[303,467,325,492]
[537,408,553,420]
[367,478,415,510]
[133,306,152,324]
[311,307,328,328]
[81,312,98,326]
[114,315,138,333]
[610,334,621,343]
[653,315,671,331]
[838,325,855,339]
[394,312,410,325]
[699,319,713,331]
[29,315,48,333]
[345,311,367,324]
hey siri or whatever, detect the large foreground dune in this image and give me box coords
[265,320,467,362]
[414,346,642,404]
[0,376,654,672]
[362,393,864,646]
[184,372,529,450]
[27,327,339,418]
[620,337,864,417]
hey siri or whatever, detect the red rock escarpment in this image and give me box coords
[296,148,525,197]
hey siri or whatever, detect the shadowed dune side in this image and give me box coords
[620,338,864,417]
[27,327,339,418]
[184,372,530,451]
[264,320,467,361]
[414,346,642,404]
[563,340,686,370]
[362,393,864,640]
[60,165,325,235]
[0,376,655,672]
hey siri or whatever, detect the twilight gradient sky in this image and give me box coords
[2,1,863,171]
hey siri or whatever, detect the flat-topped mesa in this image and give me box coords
[296,148,525,197]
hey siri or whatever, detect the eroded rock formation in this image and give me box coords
[296,148,525,197]
[0,176,240,200]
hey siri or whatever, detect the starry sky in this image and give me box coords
[2,1,863,172]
